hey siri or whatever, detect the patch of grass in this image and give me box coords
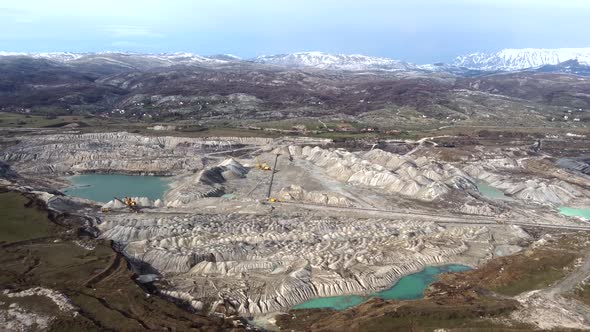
[0,189,236,331]
[143,126,284,138]
[355,314,531,332]
[277,298,528,332]
[312,131,379,140]
[438,233,589,297]
[204,127,282,137]
[0,112,106,128]
[24,242,113,288]
[491,249,577,296]
[0,192,56,242]
[70,292,141,331]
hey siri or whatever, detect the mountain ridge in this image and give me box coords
[251,51,419,71]
[3,49,590,74]
[455,47,590,70]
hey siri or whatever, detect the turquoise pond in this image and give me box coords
[476,182,512,201]
[559,207,590,220]
[63,174,170,203]
[292,264,472,311]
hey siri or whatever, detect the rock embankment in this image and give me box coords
[287,146,477,201]
[0,132,274,175]
[277,185,355,207]
[465,162,590,207]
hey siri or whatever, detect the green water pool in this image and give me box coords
[559,207,590,220]
[292,264,471,310]
[476,182,512,201]
[63,174,170,203]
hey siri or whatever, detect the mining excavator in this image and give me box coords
[114,196,142,213]
[256,157,272,171]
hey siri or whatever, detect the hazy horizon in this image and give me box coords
[2,0,590,64]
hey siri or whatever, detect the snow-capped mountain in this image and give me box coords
[455,48,590,71]
[144,52,227,64]
[252,52,419,71]
[0,51,85,62]
[0,51,228,65]
[4,49,590,74]
[205,54,242,61]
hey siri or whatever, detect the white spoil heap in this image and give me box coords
[289,146,477,201]
[97,213,531,316]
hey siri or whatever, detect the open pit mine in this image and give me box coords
[2,130,590,330]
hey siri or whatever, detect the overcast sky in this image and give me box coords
[1,0,590,64]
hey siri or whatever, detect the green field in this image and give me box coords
[0,112,73,127]
[0,192,56,242]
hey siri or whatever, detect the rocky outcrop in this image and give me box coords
[277,185,354,207]
[3,288,77,315]
[164,159,248,207]
[459,202,496,216]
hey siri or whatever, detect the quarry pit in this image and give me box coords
[2,130,590,330]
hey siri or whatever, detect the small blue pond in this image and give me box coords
[293,264,472,311]
[559,207,590,220]
[63,174,170,203]
[476,182,512,201]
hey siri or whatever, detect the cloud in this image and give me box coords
[0,7,35,23]
[100,25,163,38]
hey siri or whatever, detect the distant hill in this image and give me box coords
[0,52,588,127]
[251,51,419,71]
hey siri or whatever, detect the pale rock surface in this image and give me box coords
[165,158,247,206]
[97,213,531,316]
[464,162,589,206]
[288,146,476,201]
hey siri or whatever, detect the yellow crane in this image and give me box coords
[256,157,272,171]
